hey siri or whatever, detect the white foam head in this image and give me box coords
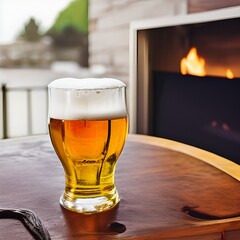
[48,78,127,120]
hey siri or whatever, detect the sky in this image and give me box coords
[0,0,72,44]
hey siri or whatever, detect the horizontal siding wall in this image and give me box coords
[89,0,188,84]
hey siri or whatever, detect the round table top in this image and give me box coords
[1,134,240,239]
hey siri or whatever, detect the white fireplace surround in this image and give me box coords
[129,6,240,134]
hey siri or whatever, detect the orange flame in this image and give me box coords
[226,68,234,79]
[180,47,206,76]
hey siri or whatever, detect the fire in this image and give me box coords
[226,68,234,79]
[180,47,206,76]
[181,47,235,79]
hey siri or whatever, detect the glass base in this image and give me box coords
[60,190,120,214]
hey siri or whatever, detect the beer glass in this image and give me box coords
[48,78,128,214]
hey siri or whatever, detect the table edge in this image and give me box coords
[128,134,240,182]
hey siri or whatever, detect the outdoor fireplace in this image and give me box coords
[129,6,240,163]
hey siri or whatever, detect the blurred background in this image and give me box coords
[0,0,238,139]
[0,0,90,138]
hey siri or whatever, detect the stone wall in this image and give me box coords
[89,0,188,84]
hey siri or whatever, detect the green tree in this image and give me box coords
[49,0,88,34]
[21,17,41,41]
[47,0,89,67]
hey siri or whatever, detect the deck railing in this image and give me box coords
[1,84,48,139]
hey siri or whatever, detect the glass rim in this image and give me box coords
[48,78,126,91]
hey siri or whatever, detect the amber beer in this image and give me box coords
[48,78,128,214]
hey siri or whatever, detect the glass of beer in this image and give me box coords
[48,78,128,214]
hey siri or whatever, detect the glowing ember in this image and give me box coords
[226,68,234,79]
[180,47,206,76]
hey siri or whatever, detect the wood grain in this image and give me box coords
[1,134,240,239]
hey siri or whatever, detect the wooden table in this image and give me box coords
[1,134,240,239]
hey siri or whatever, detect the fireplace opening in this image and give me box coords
[130,7,240,164]
[152,71,240,164]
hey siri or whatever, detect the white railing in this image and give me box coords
[1,84,48,138]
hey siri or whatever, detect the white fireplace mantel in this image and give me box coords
[129,5,240,134]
